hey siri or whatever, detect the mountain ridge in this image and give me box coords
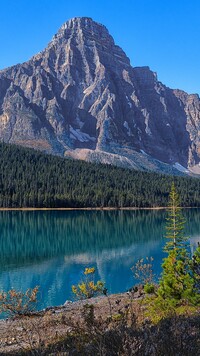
[0,17,199,174]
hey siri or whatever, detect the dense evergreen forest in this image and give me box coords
[0,142,200,208]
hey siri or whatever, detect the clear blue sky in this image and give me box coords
[0,0,199,95]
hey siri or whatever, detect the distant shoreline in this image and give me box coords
[0,206,198,211]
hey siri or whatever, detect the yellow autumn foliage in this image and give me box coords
[72,267,105,299]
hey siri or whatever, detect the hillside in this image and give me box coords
[0,142,200,208]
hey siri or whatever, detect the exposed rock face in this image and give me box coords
[0,17,199,174]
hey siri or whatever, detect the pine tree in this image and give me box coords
[164,182,188,253]
[191,243,200,294]
[158,183,196,304]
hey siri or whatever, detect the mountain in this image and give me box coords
[0,17,200,174]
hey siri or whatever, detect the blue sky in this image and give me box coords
[0,0,199,94]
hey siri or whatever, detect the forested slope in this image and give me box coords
[0,142,200,208]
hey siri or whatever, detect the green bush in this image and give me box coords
[144,283,155,294]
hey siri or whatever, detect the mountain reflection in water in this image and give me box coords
[0,210,200,311]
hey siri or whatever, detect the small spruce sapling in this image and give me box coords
[191,243,200,294]
[158,183,196,304]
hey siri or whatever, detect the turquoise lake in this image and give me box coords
[0,209,200,314]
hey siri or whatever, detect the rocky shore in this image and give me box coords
[0,290,200,355]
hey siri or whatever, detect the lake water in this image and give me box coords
[0,209,200,314]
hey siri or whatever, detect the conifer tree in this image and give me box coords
[164,182,188,253]
[191,243,200,293]
[158,183,195,303]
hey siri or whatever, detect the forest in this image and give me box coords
[0,142,200,208]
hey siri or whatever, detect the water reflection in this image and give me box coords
[0,209,200,311]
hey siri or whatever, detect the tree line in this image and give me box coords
[0,142,200,208]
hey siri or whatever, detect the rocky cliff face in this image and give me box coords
[0,17,199,174]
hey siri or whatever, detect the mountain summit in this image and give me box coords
[0,17,200,174]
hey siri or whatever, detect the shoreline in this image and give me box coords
[0,207,167,211]
[0,206,199,211]
[0,292,141,354]
[0,291,199,355]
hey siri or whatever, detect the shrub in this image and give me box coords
[0,286,39,317]
[72,267,105,300]
[131,256,155,288]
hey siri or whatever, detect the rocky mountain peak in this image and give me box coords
[57,17,110,39]
[0,17,199,175]
[47,16,130,69]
